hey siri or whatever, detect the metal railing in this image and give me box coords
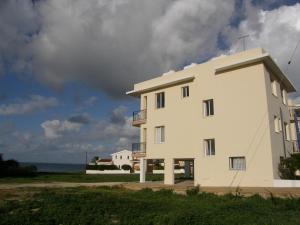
[133,109,147,123]
[132,142,146,153]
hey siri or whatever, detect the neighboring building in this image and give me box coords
[111,149,133,169]
[95,159,113,165]
[127,48,299,187]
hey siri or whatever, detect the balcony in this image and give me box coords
[132,109,147,126]
[132,142,146,158]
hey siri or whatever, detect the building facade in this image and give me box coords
[127,48,299,187]
[111,149,133,169]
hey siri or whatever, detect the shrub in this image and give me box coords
[121,164,132,171]
[278,154,300,180]
[86,164,119,171]
[186,185,200,196]
[0,156,37,177]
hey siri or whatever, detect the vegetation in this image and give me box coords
[0,186,300,225]
[278,153,300,179]
[0,172,164,184]
[86,164,119,170]
[121,164,132,171]
[0,155,37,178]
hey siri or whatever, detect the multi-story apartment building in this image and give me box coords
[127,48,299,187]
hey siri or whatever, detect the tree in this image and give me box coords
[278,154,300,180]
[90,156,99,163]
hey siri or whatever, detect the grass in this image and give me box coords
[0,186,300,225]
[0,172,164,183]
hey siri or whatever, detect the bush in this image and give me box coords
[0,157,37,177]
[86,164,119,171]
[186,185,200,196]
[278,154,300,180]
[121,164,132,171]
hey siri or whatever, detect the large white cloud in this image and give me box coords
[225,3,300,99]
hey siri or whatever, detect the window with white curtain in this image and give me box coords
[271,80,277,96]
[204,139,215,156]
[274,116,279,132]
[155,126,165,144]
[284,122,291,141]
[229,157,246,170]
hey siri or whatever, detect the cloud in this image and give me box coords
[110,106,127,125]
[224,3,300,98]
[68,113,94,124]
[0,0,235,98]
[0,95,59,115]
[41,120,81,139]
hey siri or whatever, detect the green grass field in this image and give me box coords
[0,172,164,183]
[0,186,300,225]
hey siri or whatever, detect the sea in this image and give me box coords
[20,162,86,173]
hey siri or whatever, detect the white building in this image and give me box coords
[111,149,133,169]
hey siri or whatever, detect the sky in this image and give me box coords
[0,0,300,164]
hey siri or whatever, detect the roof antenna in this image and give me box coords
[238,34,250,51]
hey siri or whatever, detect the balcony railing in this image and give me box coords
[132,142,146,153]
[132,109,147,126]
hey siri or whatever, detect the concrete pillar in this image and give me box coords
[140,158,146,183]
[184,160,191,178]
[164,158,174,185]
[193,158,200,187]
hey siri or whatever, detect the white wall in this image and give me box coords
[86,170,130,174]
[273,179,300,187]
[111,150,133,169]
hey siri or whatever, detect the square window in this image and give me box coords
[203,99,214,116]
[156,92,165,109]
[229,157,246,170]
[182,86,189,98]
[204,139,215,156]
[155,126,165,144]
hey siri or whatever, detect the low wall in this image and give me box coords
[86,170,130,174]
[273,179,300,187]
[134,169,184,174]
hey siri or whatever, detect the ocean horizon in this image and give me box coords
[20,162,86,173]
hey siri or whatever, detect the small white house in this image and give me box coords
[111,149,133,169]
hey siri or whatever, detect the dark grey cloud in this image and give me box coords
[0,0,235,98]
[68,113,93,124]
[110,106,126,125]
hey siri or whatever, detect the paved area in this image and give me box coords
[0,180,300,198]
[0,182,125,189]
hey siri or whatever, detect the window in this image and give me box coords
[271,80,277,96]
[127,156,129,159]
[284,122,291,141]
[203,99,214,116]
[278,117,282,131]
[115,155,117,159]
[204,139,215,156]
[274,116,279,132]
[155,126,165,144]
[156,92,165,109]
[282,89,287,105]
[229,157,246,170]
[120,155,122,160]
[182,86,189,98]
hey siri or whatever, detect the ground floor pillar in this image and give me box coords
[140,158,146,183]
[164,158,174,185]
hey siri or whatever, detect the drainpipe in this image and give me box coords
[280,108,287,158]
